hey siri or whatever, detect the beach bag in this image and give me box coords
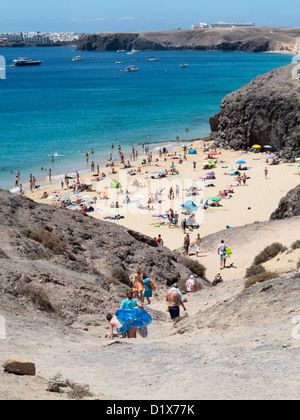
[149,279,157,290]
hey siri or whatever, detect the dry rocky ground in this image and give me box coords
[0,189,299,400]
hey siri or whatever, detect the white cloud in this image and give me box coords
[117,17,134,21]
[70,17,109,23]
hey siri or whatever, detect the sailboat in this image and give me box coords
[125,52,139,72]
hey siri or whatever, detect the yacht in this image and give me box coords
[180,63,188,68]
[72,56,85,61]
[127,49,137,55]
[125,65,139,72]
[11,57,42,66]
[146,57,160,62]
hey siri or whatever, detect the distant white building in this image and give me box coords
[192,22,255,29]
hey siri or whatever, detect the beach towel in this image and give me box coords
[170,287,183,303]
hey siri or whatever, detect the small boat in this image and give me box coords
[72,56,84,61]
[115,61,122,64]
[127,49,137,55]
[11,57,42,67]
[146,57,160,62]
[125,65,139,72]
[180,63,188,68]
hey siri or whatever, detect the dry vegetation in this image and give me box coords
[253,242,287,265]
[177,256,206,278]
[23,229,67,255]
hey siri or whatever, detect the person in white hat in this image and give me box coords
[185,274,196,293]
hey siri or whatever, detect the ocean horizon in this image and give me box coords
[0,47,293,191]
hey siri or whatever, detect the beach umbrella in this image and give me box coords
[236,160,246,164]
[295,157,300,161]
[263,145,272,149]
[229,167,237,171]
[206,171,215,175]
[98,191,109,197]
[110,179,121,188]
[207,152,217,155]
[208,197,221,202]
[252,145,262,149]
[183,200,197,211]
[59,197,71,201]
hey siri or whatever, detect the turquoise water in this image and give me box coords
[0,47,292,190]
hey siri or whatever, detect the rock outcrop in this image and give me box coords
[0,189,207,327]
[270,184,300,220]
[2,355,36,376]
[77,27,300,53]
[209,63,300,160]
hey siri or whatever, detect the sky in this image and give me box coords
[0,0,299,33]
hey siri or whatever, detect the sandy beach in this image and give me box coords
[24,138,300,281]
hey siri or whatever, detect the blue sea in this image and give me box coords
[0,47,292,190]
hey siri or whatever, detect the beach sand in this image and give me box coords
[25,138,300,282]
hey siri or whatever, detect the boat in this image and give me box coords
[125,65,139,72]
[72,56,85,61]
[180,63,188,68]
[127,49,137,55]
[146,57,160,62]
[11,57,42,67]
[115,61,123,64]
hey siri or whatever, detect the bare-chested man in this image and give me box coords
[166,284,186,326]
[106,312,124,340]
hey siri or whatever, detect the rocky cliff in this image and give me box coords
[77,27,300,53]
[270,184,300,220]
[209,63,300,160]
[0,189,207,327]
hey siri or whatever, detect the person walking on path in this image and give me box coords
[142,276,155,304]
[264,167,269,179]
[218,239,228,269]
[194,233,202,257]
[119,289,144,338]
[183,233,190,256]
[166,283,186,327]
[132,267,144,300]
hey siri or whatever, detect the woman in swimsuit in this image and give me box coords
[132,267,144,300]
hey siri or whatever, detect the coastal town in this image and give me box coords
[0,31,82,45]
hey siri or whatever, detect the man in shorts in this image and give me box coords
[218,239,228,269]
[166,283,186,326]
